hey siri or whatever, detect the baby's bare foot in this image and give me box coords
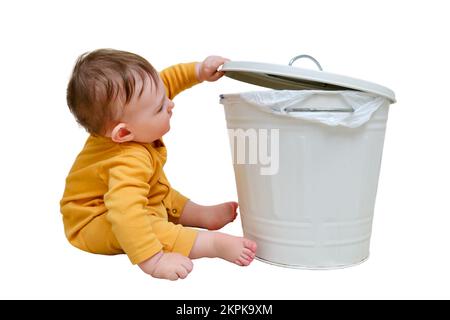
[204,202,238,230]
[212,232,257,266]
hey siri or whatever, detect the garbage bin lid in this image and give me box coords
[221,56,396,103]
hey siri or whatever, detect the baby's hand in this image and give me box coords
[196,56,230,82]
[138,251,193,281]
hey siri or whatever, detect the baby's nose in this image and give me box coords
[167,100,175,112]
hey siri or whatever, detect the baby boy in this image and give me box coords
[60,49,257,280]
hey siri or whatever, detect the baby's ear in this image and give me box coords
[111,123,134,143]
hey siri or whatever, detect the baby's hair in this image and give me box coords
[67,49,159,135]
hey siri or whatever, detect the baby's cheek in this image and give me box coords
[165,120,171,132]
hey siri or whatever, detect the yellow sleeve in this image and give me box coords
[166,188,190,224]
[160,62,200,100]
[103,148,163,264]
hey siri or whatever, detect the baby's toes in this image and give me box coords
[228,202,239,218]
[236,256,252,266]
[243,239,257,253]
[242,248,256,260]
[241,252,254,262]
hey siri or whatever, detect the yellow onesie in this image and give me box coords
[60,63,199,265]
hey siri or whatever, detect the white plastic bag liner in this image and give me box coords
[240,90,389,128]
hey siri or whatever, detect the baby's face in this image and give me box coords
[119,75,174,144]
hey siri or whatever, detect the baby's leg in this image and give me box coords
[179,200,239,230]
[189,231,257,266]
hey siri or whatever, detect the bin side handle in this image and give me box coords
[289,55,323,71]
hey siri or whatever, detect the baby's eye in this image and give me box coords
[158,101,165,113]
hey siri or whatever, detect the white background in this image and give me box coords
[1,0,449,299]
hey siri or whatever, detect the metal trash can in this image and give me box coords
[220,55,396,269]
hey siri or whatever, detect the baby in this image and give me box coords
[60,49,257,280]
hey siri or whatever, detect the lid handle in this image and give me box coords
[288,55,323,71]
